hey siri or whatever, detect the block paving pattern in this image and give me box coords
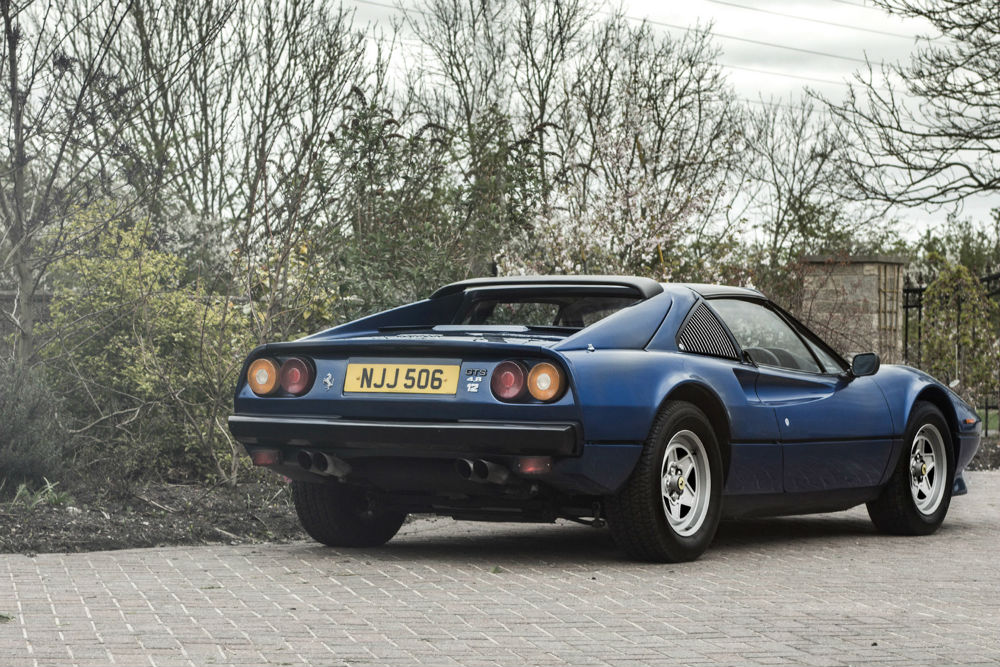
[2,471,999,666]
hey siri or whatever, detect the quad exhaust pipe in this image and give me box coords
[296,450,351,478]
[455,458,510,485]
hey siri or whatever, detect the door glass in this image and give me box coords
[801,336,844,373]
[709,299,821,373]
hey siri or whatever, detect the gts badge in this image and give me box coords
[465,367,486,393]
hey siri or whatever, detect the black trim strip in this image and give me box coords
[229,415,581,456]
[779,435,896,444]
[431,275,663,299]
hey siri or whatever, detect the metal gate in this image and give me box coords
[903,271,1000,437]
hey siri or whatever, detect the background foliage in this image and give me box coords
[921,263,1000,405]
[1,0,998,494]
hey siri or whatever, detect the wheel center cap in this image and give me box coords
[911,458,926,479]
[666,470,685,496]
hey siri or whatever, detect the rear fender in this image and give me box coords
[564,350,739,445]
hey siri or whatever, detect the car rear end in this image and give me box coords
[228,276,663,523]
[231,337,585,517]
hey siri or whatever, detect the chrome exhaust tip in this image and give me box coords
[455,458,475,480]
[472,459,510,484]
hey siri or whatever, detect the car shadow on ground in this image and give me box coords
[293,513,888,565]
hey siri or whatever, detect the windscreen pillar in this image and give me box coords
[800,255,907,364]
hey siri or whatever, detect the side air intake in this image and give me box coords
[676,303,739,360]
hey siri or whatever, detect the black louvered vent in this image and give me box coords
[677,303,739,360]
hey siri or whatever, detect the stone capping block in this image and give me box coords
[801,254,907,266]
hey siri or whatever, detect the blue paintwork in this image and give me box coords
[232,278,982,512]
[558,290,674,351]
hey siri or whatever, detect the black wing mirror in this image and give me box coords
[850,352,880,377]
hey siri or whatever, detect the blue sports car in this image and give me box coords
[228,276,981,562]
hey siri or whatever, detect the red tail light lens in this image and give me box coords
[491,361,527,401]
[279,357,313,395]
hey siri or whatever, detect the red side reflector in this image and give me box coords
[516,456,552,475]
[249,449,282,466]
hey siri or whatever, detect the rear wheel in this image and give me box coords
[292,481,406,547]
[606,401,723,562]
[867,401,954,535]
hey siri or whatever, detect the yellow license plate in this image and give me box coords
[344,362,460,394]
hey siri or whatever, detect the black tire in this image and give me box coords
[292,480,406,547]
[606,401,724,562]
[867,401,954,536]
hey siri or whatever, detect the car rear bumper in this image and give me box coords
[228,415,582,457]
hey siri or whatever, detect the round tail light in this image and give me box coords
[527,362,564,402]
[247,358,280,396]
[491,361,527,401]
[279,357,313,395]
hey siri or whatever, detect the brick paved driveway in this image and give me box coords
[2,471,998,667]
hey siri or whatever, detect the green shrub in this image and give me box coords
[0,360,68,493]
[922,261,1000,406]
[41,212,253,488]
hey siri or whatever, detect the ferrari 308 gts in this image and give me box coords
[228,276,981,562]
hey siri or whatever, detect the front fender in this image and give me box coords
[873,364,981,473]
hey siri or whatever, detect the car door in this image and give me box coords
[709,298,895,493]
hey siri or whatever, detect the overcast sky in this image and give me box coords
[349,0,999,236]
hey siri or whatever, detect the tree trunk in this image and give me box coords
[13,260,34,364]
[4,0,32,364]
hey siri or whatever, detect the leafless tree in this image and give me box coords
[227,0,369,342]
[822,0,1000,207]
[744,99,886,271]
[535,19,747,279]
[112,0,369,341]
[509,0,591,213]
[0,0,225,365]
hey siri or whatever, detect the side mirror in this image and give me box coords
[851,352,880,377]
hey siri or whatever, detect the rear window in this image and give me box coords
[455,295,640,328]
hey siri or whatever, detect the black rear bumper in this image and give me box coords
[228,415,581,457]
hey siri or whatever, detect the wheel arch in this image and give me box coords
[659,382,732,483]
[912,386,962,466]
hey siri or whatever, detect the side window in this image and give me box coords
[709,299,821,373]
[801,335,844,374]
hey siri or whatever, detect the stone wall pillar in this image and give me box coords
[799,255,906,363]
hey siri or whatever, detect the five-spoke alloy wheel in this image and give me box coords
[868,401,955,535]
[908,423,947,515]
[607,401,723,562]
[660,430,712,537]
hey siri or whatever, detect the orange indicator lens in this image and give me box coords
[247,358,280,395]
[527,362,563,402]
